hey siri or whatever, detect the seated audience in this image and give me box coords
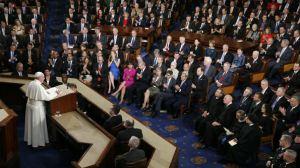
[12,62,28,77]
[117,120,143,142]
[103,104,122,132]
[115,136,146,168]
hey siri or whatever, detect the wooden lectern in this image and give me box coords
[0,100,19,168]
[47,84,77,115]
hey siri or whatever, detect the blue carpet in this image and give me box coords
[109,96,224,168]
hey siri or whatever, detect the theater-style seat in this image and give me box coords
[222,73,239,95]
[250,60,268,84]
[260,117,277,149]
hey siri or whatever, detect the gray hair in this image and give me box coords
[285,149,297,160]
[128,136,140,149]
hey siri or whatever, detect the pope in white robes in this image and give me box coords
[24,72,58,147]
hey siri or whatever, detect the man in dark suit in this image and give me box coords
[160,35,175,56]
[28,8,43,23]
[187,55,199,78]
[76,17,89,33]
[21,43,38,72]
[248,92,263,118]
[117,120,143,142]
[62,54,78,78]
[224,113,262,166]
[5,44,20,71]
[124,30,141,53]
[207,62,233,99]
[238,87,253,114]
[134,12,147,27]
[28,18,40,34]
[267,39,293,79]
[175,36,190,57]
[103,104,122,132]
[196,17,211,34]
[126,62,151,107]
[0,7,15,25]
[164,72,192,118]
[283,62,300,96]
[232,20,246,40]
[260,37,278,60]
[12,62,28,77]
[275,95,300,149]
[290,29,300,50]
[192,66,208,101]
[108,27,123,49]
[63,17,76,33]
[48,50,63,76]
[203,57,216,83]
[260,79,274,104]
[201,94,236,147]
[43,68,61,88]
[239,50,263,86]
[262,134,293,168]
[61,29,75,47]
[77,27,92,48]
[151,70,176,117]
[25,28,40,48]
[115,136,146,168]
[195,88,224,136]
[270,87,289,115]
[180,15,195,32]
[15,8,28,24]
[92,54,109,95]
[216,44,234,67]
[93,27,107,46]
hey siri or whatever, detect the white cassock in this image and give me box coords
[24,79,57,147]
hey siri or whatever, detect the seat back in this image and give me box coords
[260,117,278,149]
[125,158,147,168]
[222,73,239,94]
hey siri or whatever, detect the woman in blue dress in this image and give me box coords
[205,40,217,62]
[108,50,120,94]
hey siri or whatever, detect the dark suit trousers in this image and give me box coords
[126,82,148,104]
[204,124,224,146]
[164,95,187,116]
[153,92,173,113]
[267,61,282,78]
[208,83,218,100]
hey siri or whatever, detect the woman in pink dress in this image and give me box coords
[112,62,136,104]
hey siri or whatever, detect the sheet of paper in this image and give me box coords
[46,87,58,98]
[228,139,237,146]
[224,127,234,136]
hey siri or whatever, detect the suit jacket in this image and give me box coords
[192,75,208,99]
[11,70,28,77]
[180,20,195,32]
[190,45,201,57]
[103,115,122,131]
[196,22,211,34]
[161,77,176,93]
[214,71,233,86]
[217,52,234,64]
[160,40,175,54]
[204,65,216,83]
[76,23,89,33]
[262,42,278,59]
[174,79,192,98]
[28,14,43,23]
[232,26,246,40]
[115,149,146,168]
[63,23,76,33]
[0,14,15,25]
[284,105,300,125]
[270,96,289,115]
[175,43,190,56]
[277,47,292,66]
[44,75,61,87]
[248,58,263,73]
[21,49,38,68]
[135,67,151,85]
[233,124,262,161]
[261,87,274,104]
[238,96,252,113]
[25,34,40,47]
[134,16,147,27]
[291,37,300,50]
[117,128,143,142]
[285,70,300,95]
[49,57,63,76]
[5,50,20,64]
[77,33,92,47]
[61,34,75,46]
[62,59,78,77]
[108,35,123,48]
[92,62,109,83]
[249,101,263,117]
[125,36,141,50]
[216,104,236,128]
